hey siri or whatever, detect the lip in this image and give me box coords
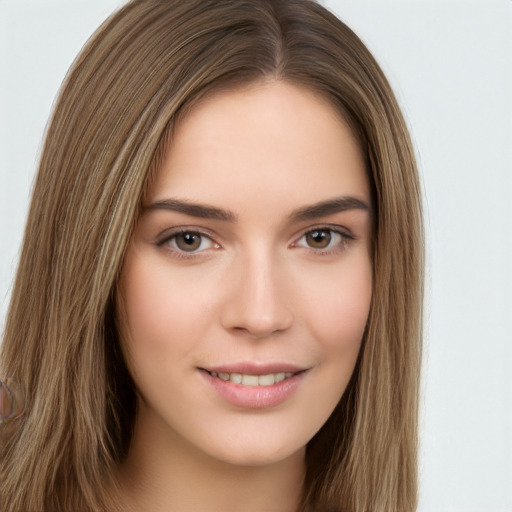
[199,363,308,409]
[203,362,305,375]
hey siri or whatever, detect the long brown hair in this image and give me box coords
[0,1,423,510]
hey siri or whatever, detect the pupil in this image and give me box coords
[177,232,201,251]
[183,233,196,245]
[307,230,331,249]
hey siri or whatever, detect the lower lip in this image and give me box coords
[200,370,306,409]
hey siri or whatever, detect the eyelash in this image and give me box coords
[156,225,354,259]
[156,227,220,260]
[292,225,355,255]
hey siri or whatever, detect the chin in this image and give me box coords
[201,437,306,469]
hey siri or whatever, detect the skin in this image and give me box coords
[116,81,372,512]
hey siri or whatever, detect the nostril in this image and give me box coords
[229,324,287,339]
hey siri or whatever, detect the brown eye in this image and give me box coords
[305,229,332,249]
[170,232,213,252]
[176,232,201,251]
[294,227,349,253]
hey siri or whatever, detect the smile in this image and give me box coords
[208,371,294,387]
[200,366,307,409]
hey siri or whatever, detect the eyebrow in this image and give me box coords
[144,198,236,221]
[144,196,369,222]
[289,196,370,222]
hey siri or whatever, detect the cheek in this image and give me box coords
[297,254,372,354]
[117,254,218,367]
[298,257,371,419]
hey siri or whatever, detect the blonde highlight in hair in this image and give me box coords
[0,1,423,510]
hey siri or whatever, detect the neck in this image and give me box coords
[116,405,305,512]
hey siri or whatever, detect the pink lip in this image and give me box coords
[199,364,308,409]
[204,362,305,375]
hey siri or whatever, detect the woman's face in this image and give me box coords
[118,81,372,468]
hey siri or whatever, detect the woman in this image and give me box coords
[0,0,423,511]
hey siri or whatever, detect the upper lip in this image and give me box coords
[201,362,307,375]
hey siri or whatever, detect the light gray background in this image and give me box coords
[1,1,511,511]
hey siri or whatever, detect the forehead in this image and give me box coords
[148,81,369,212]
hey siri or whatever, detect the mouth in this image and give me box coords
[199,365,308,408]
[203,370,298,387]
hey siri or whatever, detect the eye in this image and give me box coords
[163,231,216,253]
[295,227,351,252]
[304,229,336,249]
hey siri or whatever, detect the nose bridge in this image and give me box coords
[220,243,293,338]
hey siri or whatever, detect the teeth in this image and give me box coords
[241,374,259,386]
[230,373,242,384]
[209,371,294,386]
[258,374,275,386]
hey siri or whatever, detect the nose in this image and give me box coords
[220,250,294,339]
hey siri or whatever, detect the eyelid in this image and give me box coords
[155,226,221,258]
[292,223,354,240]
[155,226,217,245]
[291,224,355,252]
[154,223,355,258]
